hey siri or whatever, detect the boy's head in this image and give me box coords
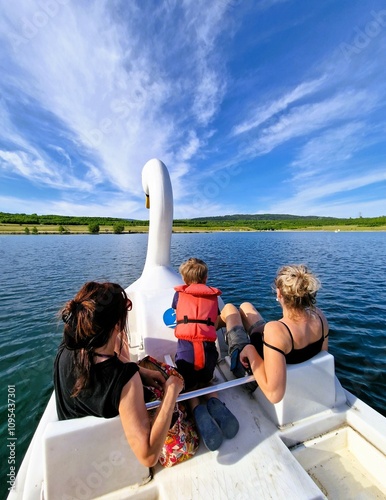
[179,258,208,285]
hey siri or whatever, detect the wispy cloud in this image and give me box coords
[249,89,374,155]
[193,70,226,126]
[290,122,368,180]
[0,192,142,219]
[0,0,231,202]
[0,149,103,191]
[255,0,290,9]
[265,166,386,218]
[233,76,326,135]
[0,1,385,219]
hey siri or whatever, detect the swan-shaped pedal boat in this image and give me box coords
[8,159,386,500]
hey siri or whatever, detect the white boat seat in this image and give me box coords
[43,414,151,499]
[254,351,337,427]
[127,284,179,362]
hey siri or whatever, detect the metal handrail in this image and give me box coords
[145,374,256,410]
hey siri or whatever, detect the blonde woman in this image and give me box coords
[220,265,329,404]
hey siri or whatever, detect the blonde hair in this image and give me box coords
[179,257,208,285]
[274,264,320,310]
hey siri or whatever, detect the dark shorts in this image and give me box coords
[175,340,219,390]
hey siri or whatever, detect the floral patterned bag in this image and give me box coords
[158,401,199,467]
[138,355,199,467]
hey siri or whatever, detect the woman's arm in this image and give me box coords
[118,372,183,467]
[239,322,288,404]
[240,344,287,403]
[316,307,329,351]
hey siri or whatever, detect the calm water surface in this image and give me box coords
[1,231,385,496]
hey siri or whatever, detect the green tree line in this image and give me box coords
[174,215,386,230]
[0,212,148,227]
[1,212,385,231]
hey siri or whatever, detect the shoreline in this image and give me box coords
[1,227,386,235]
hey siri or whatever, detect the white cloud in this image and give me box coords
[177,131,201,161]
[0,1,385,219]
[233,76,326,135]
[250,89,374,155]
[0,0,231,199]
[267,197,386,219]
[255,0,290,9]
[0,149,103,191]
[266,168,386,217]
[193,70,225,126]
[0,193,141,219]
[290,122,367,179]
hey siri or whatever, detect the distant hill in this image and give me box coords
[1,211,336,224]
[190,214,337,221]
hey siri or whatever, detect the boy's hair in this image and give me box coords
[179,258,208,285]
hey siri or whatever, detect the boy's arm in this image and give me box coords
[171,291,179,309]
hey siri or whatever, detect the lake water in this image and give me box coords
[1,231,385,497]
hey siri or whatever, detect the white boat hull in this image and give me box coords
[8,354,386,500]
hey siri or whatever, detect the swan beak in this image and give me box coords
[145,194,150,209]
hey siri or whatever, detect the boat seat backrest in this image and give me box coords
[43,414,151,499]
[254,351,337,427]
[127,287,179,361]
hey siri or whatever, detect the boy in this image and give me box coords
[172,258,239,451]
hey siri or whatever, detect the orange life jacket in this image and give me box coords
[174,283,222,370]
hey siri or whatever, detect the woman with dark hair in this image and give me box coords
[54,281,183,467]
[220,264,329,404]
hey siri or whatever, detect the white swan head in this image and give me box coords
[125,159,182,360]
[142,158,173,271]
[127,159,181,291]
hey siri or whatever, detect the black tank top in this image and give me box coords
[250,313,327,364]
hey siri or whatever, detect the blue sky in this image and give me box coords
[1,0,385,219]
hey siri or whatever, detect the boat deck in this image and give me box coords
[95,359,324,500]
[146,378,324,500]
[9,355,386,499]
[92,356,386,500]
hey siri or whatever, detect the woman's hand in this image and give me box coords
[239,344,254,370]
[138,366,166,389]
[164,374,184,395]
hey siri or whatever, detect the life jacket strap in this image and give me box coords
[193,342,205,371]
[177,316,215,326]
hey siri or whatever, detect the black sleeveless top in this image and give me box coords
[54,343,139,420]
[250,313,327,364]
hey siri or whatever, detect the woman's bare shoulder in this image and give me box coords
[263,320,292,352]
